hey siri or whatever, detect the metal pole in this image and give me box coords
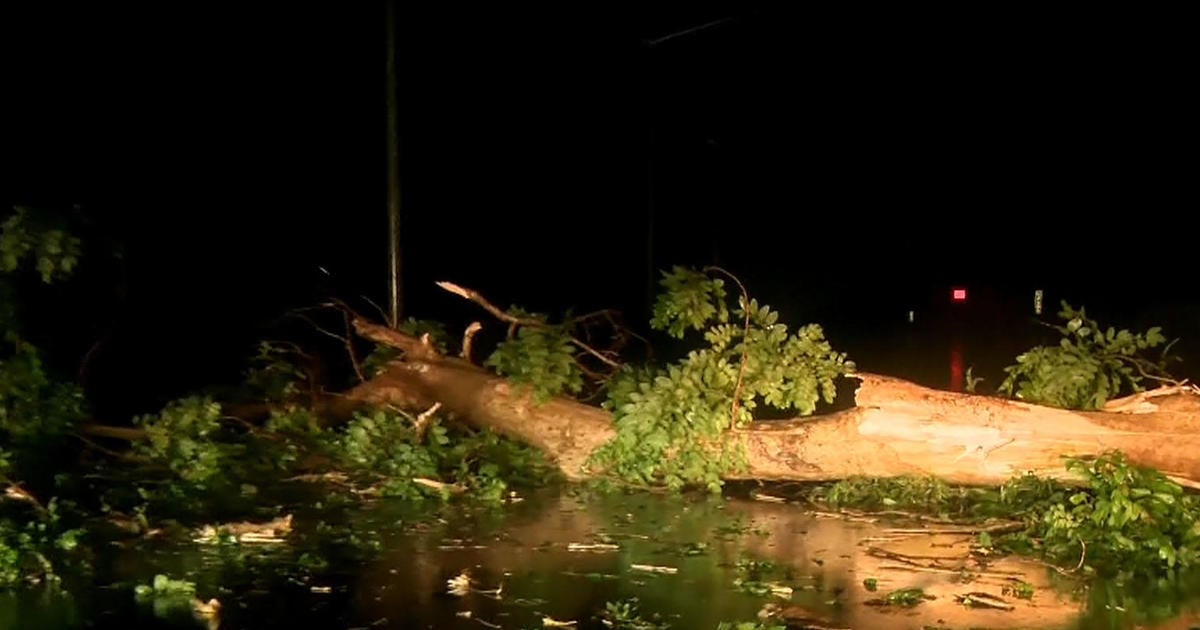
[645,125,656,317]
[385,0,403,328]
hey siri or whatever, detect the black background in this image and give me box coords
[5,3,1196,419]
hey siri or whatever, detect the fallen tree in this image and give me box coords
[342,300,1200,489]
[78,267,1200,491]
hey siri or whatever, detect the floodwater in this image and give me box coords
[6,298,1200,628]
[4,483,1200,630]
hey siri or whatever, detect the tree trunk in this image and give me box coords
[346,319,1200,487]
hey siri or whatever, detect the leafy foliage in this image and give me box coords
[133,573,201,618]
[0,207,92,590]
[331,408,440,500]
[328,407,561,503]
[0,498,86,588]
[997,302,1176,409]
[598,598,670,630]
[650,267,728,338]
[1031,451,1200,579]
[363,317,454,377]
[132,396,229,490]
[0,336,86,448]
[809,451,1200,581]
[485,310,583,403]
[0,206,88,496]
[241,341,310,403]
[590,266,854,492]
[820,475,971,515]
[0,206,82,284]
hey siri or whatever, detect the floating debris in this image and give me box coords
[630,564,677,574]
[568,542,620,552]
[955,591,1016,611]
[190,597,222,624]
[193,514,293,544]
[282,472,350,484]
[412,477,465,494]
[447,571,472,596]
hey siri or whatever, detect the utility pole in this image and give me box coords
[385,0,403,328]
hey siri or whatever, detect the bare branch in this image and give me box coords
[80,423,146,441]
[360,295,390,324]
[437,281,540,326]
[72,433,133,459]
[569,338,622,368]
[292,313,350,344]
[340,309,367,383]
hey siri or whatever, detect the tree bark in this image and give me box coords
[346,319,1200,487]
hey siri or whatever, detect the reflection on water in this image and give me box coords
[950,342,965,392]
[4,486,1200,629]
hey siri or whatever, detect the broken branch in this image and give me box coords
[461,321,482,362]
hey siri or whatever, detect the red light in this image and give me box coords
[952,288,967,302]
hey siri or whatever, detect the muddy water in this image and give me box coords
[4,485,1200,629]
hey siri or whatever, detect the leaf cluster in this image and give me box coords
[0,206,81,284]
[485,310,583,403]
[132,396,230,490]
[812,450,1200,581]
[997,302,1177,409]
[324,407,561,503]
[590,267,853,492]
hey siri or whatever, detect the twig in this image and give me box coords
[288,302,369,382]
[1120,355,1182,386]
[573,309,622,323]
[569,339,622,368]
[873,562,1024,580]
[340,308,367,382]
[1072,539,1086,573]
[292,312,350,345]
[881,521,1025,535]
[77,328,112,384]
[583,309,654,361]
[361,295,391,325]
[321,299,370,382]
[703,266,751,423]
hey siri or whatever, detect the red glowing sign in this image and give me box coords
[952,288,967,302]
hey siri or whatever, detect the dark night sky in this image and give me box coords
[5,4,1197,417]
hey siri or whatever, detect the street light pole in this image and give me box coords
[385,0,403,328]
